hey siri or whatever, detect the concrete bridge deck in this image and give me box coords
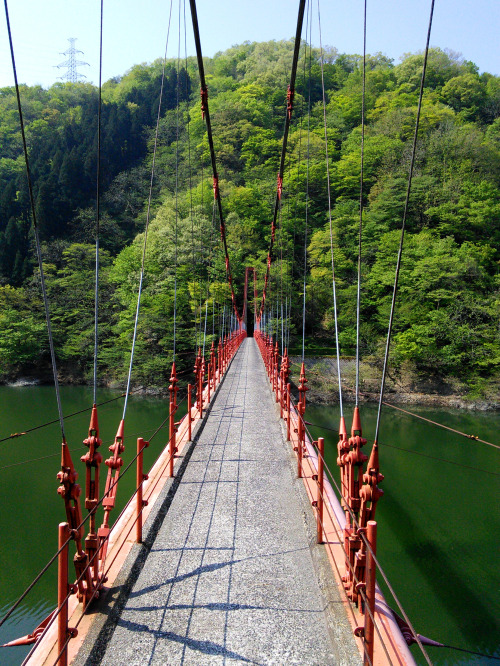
[75,338,359,665]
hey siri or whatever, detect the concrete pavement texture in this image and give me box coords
[77,338,359,665]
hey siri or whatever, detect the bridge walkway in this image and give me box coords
[76,338,358,665]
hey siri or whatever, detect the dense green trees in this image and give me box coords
[0,42,498,398]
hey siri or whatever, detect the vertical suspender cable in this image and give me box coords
[301,75,310,362]
[301,1,313,365]
[278,195,285,354]
[355,0,367,407]
[122,0,174,419]
[93,0,104,405]
[317,0,344,417]
[183,0,198,353]
[374,0,436,445]
[301,218,308,364]
[202,300,208,358]
[4,0,65,440]
[173,0,182,362]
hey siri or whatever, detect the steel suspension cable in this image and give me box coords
[188,0,242,325]
[122,0,174,418]
[93,0,104,405]
[4,0,65,440]
[317,0,344,417]
[257,0,306,323]
[374,0,436,445]
[355,0,367,406]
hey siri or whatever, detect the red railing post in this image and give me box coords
[210,341,216,389]
[297,363,308,478]
[286,383,291,441]
[136,438,149,543]
[297,399,304,478]
[207,363,211,402]
[199,357,204,416]
[223,337,226,374]
[217,340,222,382]
[275,342,280,401]
[364,520,377,666]
[57,522,71,666]
[81,405,102,589]
[279,355,284,416]
[317,437,324,544]
[169,362,178,477]
[187,384,192,441]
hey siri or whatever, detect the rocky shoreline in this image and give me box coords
[3,355,499,411]
[288,356,500,411]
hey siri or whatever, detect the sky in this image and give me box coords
[1,0,499,90]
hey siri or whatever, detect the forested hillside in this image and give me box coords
[0,41,499,400]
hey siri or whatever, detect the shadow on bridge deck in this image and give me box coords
[73,339,359,665]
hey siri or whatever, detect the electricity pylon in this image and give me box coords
[56,38,89,83]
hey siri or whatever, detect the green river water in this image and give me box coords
[0,385,498,665]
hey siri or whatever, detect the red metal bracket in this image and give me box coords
[200,86,208,119]
[277,173,283,200]
[286,85,295,121]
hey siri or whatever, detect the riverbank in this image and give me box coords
[3,354,499,410]
[289,356,500,411]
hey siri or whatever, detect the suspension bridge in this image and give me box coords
[2,0,498,664]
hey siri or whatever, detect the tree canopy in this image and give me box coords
[0,43,498,400]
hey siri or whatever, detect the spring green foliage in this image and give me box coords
[0,43,498,398]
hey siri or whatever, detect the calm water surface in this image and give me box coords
[0,385,179,665]
[0,386,498,664]
[306,402,500,665]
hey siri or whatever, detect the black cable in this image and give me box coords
[188,0,242,324]
[4,0,65,440]
[257,0,307,323]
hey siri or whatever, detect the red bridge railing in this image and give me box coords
[1,329,246,665]
[254,328,427,666]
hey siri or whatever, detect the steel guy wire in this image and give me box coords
[317,0,344,418]
[93,0,104,406]
[355,0,367,407]
[122,0,174,420]
[5,0,65,441]
[184,0,197,355]
[374,0,436,446]
[173,0,182,362]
